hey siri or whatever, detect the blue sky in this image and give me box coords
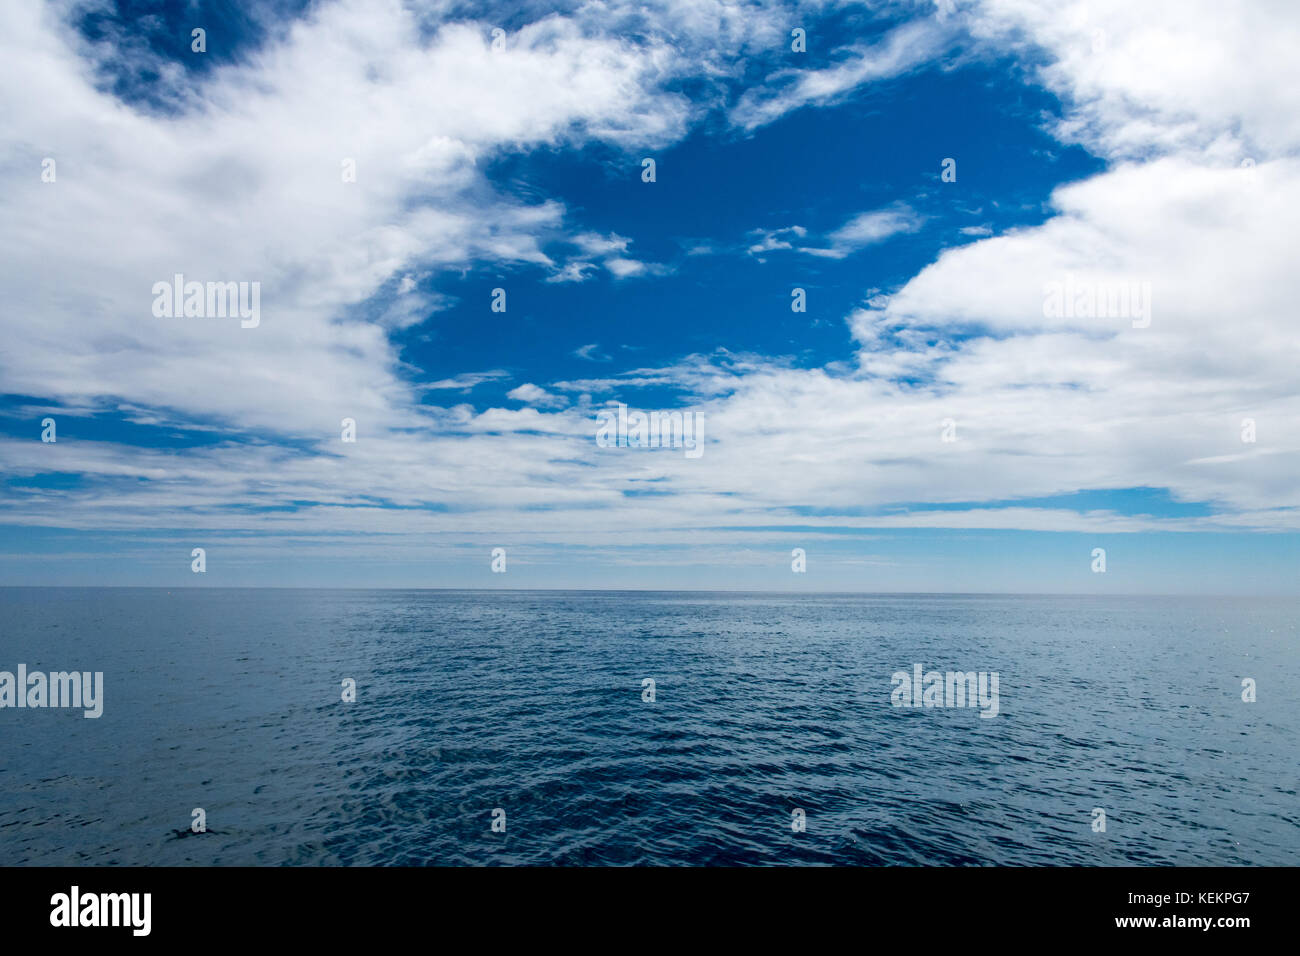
[2,0,1298,591]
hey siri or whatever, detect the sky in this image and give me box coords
[1,0,1298,592]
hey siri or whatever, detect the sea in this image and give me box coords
[1,588,1296,865]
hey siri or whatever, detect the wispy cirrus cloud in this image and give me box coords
[421,371,511,392]
[729,16,956,130]
[744,205,920,261]
[573,344,612,362]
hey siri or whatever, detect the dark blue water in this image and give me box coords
[1,588,1295,865]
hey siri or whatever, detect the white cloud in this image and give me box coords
[507,383,569,408]
[746,225,806,258]
[799,205,921,258]
[549,230,672,280]
[0,0,696,437]
[546,261,597,283]
[742,207,919,260]
[730,17,955,130]
[603,257,674,279]
[3,0,1299,568]
[574,232,631,257]
[422,371,511,391]
[966,0,1300,161]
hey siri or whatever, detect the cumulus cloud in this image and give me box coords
[0,0,693,437]
[2,0,1298,576]
[507,383,569,408]
[966,0,1300,161]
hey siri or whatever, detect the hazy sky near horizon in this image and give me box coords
[2,0,1298,592]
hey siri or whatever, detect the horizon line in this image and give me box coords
[0,585,1295,598]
